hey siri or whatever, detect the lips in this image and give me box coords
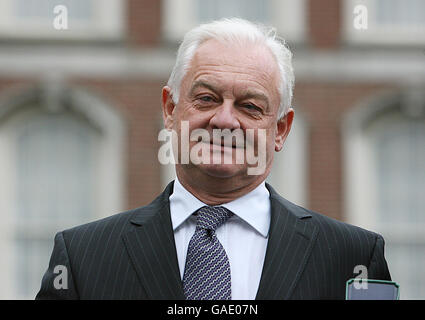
[194,136,241,149]
[211,141,237,148]
[211,139,247,150]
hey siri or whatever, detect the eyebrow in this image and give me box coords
[189,80,220,97]
[189,80,270,111]
[240,91,270,111]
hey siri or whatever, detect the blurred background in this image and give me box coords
[0,0,424,299]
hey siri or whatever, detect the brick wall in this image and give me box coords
[127,0,162,47]
[308,0,341,49]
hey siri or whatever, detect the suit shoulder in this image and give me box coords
[60,206,141,241]
[59,184,172,245]
[309,209,381,240]
[276,194,382,242]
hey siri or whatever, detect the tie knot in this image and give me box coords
[195,206,233,231]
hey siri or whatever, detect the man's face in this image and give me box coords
[162,39,293,183]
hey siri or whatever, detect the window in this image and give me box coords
[197,0,270,24]
[267,114,309,207]
[368,110,425,299]
[0,0,124,40]
[344,0,425,44]
[162,0,306,43]
[344,90,425,299]
[0,86,125,299]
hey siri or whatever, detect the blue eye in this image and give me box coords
[200,96,213,102]
[244,104,261,112]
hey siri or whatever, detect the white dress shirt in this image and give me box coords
[169,177,271,300]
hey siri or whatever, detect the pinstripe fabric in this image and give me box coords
[36,181,391,300]
[255,187,391,299]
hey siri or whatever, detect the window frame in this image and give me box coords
[343,90,425,299]
[343,0,425,45]
[0,0,125,40]
[0,85,126,299]
[161,0,306,43]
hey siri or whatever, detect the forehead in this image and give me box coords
[186,39,280,96]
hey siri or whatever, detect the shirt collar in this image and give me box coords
[169,177,270,238]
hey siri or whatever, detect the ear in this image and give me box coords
[275,108,294,152]
[161,86,176,130]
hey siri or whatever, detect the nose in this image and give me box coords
[209,99,240,130]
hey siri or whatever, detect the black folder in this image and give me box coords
[346,279,400,300]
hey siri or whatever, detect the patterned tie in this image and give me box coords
[183,206,233,300]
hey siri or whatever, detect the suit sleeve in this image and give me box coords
[367,234,392,281]
[35,232,79,300]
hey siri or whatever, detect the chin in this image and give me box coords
[198,163,246,179]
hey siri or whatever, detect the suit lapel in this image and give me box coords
[255,184,319,300]
[120,181,318,300]
[122,181,185,299]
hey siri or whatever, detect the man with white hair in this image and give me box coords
[37,18,391,300]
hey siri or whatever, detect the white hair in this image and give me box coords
[167,17,295,119]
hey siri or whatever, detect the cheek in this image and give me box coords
[180,102,216,128]
[172,111,210,145]
[172,102,192,130]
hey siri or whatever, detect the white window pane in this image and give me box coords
[13,109,100,298]
[0,0,124,39]
[16,111,99,224]
[14,237,53,298]
[197,0,270,23]
[372,115,425,224]
[163,0,305,43]
[366,108,425,299]
[344,0,425,44]
[376,0,425,25]
[267,115,308,207]
[14,0,93,20]
[385,243,425,299]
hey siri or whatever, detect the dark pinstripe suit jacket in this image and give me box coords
[36,181,391,300]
